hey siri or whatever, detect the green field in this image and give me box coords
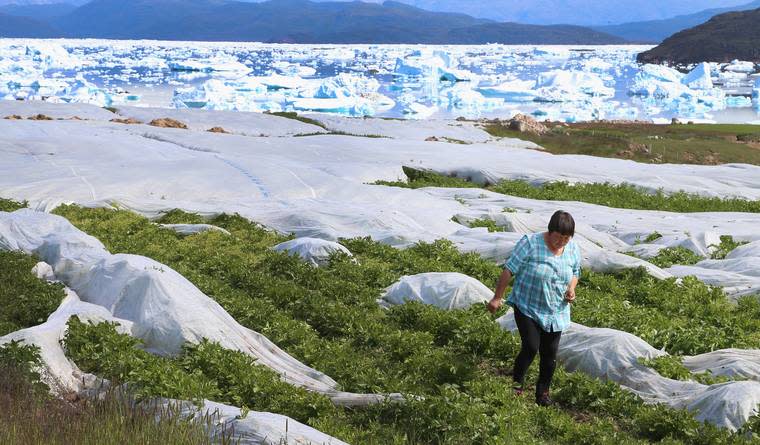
[38,205,760,444]
[375,167,760,213]
[484,121,760,166]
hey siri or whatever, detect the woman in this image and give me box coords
[487,210,581,407]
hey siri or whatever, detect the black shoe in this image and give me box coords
[536,391,553,407]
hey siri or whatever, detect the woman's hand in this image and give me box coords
[564,288,576,304]
[487,297,503,314]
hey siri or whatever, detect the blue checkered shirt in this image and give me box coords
[504,233,581,332]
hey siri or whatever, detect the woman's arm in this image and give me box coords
[565,276,579,303]
[487,268,512,314]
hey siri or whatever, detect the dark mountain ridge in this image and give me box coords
[593,0,760,43]
[0,0,626,44]
[637,8,760,64]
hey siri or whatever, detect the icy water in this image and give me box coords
[1,39,759,123]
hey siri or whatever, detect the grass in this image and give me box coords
[268,111,328,130]
[483,121,760,166]
[373,167,760,213]
[0,342,229,445]
[49,205,760,444]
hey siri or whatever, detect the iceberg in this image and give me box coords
[172,79,273,112]
[394,51,476,82]
[533,70,614,102]
[477,79,536,102]
[24,43,81,70]
[724,60,757,73]
[167,58,251,76]
[682,62,713,90]
[726,96,752,108]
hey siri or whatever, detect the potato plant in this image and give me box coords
[52,205,760,444]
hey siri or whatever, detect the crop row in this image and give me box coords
[40,204,759,444]
[374,167,760,213]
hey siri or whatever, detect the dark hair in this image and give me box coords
[548,210,575,237]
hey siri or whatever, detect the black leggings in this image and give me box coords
[513,307,562,397]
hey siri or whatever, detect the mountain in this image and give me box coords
[593,0,760,43]
[0,0,86,5]
[0,2,77,19]
[39,0,624,44]
[447,22,626,45]
[637,8,760,64]
[242,0,753,26]
[0,11,60,36]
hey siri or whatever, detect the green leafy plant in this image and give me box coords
[0,251,66,336]
[638,355,732,385]
[51,205,760,444]
[710,235,748,260]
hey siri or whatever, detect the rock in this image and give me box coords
[3,115,22,120]
[207,126,229,133]
[507,114,548,135]
[27,114,53,121]
[148,118,188,129]
[110,117,143,124]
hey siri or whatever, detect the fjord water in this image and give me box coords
[1,39,758,123]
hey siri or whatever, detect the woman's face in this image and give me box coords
[547,231,572,250]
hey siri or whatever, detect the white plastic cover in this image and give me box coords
[497,311,760,431]
[381,272,492,310]
[0,209,401,407]
[272,237,353,267]
[160,223,231,236]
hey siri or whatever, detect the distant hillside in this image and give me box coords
[20,0,621,44]
[245,0,753,26]
[447,22,626,45]
[637,8,760,64]
[594,0,760,43]
[0,2,76,19]
[0,11,60,36]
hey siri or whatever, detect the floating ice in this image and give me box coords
[167,58,251,75]
[477,79,536,102]
[682,62,713,90]
[724,60,757,73]
[533,70,614,102]
[1,41,756,121]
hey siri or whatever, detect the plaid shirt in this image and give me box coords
[504,233,581,332]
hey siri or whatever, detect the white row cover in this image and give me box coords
[381,272,492,310]
[3,102,760,290]
[377,270,760,430]
[496,311,760,431]
[272,237,354,267]
[666,240,760,299]
[0,289,349,445]
[160,223,231,236]
[0,209,401,407]
[424,188,760,297]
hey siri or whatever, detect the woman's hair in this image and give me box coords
[548,210,575,236]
